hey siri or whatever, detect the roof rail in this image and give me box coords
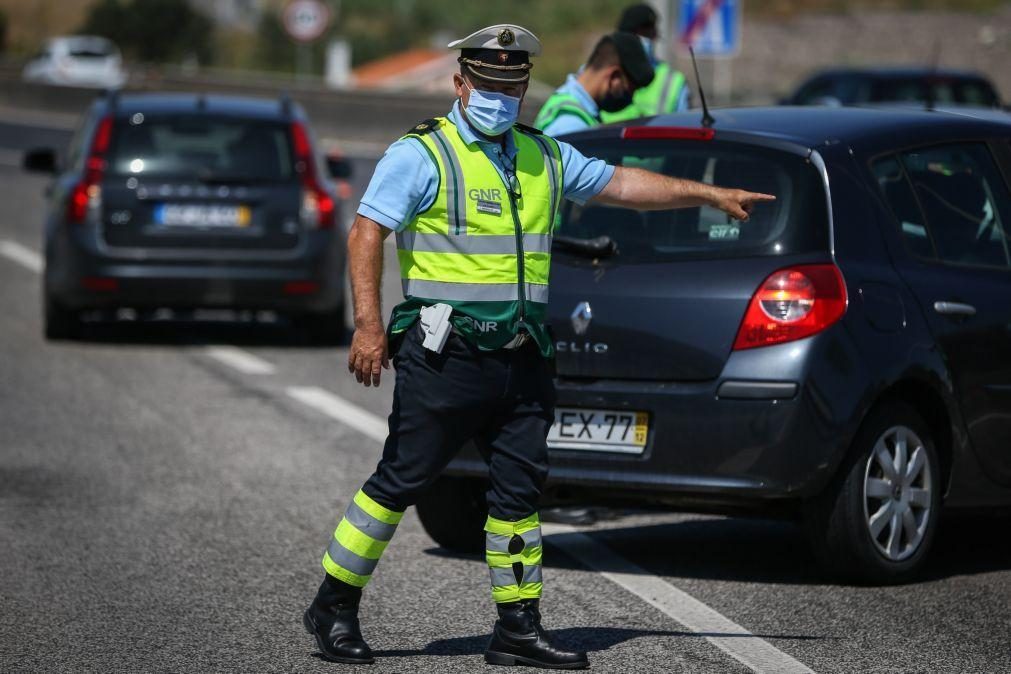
[100,87,121,109]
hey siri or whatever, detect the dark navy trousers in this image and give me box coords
[361,325,555,521]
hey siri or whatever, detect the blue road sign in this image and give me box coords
[677,0,740,57]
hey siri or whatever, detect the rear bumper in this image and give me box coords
[445,330,869,512]
[46,224,345,313]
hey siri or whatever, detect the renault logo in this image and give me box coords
[570,302,592,335]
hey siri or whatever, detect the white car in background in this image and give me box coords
[22,36,127,89]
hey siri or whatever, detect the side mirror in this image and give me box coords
[326,154,352,180]
[23,148,58,174]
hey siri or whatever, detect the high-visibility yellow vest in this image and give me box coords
[600,62,687,123]
[533,90,599,132]
[387,117,564,356]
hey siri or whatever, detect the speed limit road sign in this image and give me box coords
[283,0,332,43]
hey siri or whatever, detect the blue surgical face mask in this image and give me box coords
[462,82,521,137]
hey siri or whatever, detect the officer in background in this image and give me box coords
[304,23,773,669]
[601,3,692,123]
[533,31,654,137]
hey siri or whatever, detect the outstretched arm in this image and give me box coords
[592,166,775,221]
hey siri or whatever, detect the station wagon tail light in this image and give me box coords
[621,126,715,141]
[68,115,113,224]
[733,264,847,350]
[291,121,336,230]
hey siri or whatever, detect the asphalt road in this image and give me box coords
[2,114,1010,674]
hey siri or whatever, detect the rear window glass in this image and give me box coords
[557,140,830,264]
[871,77,999,107]
[107,115,295,182]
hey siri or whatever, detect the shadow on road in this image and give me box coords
[60,314,349,348]
[425,511,1011,586]
[367,625,828,659]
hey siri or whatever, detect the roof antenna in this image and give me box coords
[689,46,715,128]
[925,38,941,112]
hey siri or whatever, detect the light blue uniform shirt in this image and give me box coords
[358,100,614,232]
[540,74,600,138]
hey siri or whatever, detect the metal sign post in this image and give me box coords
[283,0,334,80]
[676,0,740,105]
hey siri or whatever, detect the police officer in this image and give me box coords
[533,31,654,137]
[304,23,774,669]
[600,3,692,124]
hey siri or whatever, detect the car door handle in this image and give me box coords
[933,301,976,317]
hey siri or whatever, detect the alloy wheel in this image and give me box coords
[862,425,933,562]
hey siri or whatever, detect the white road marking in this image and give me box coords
[285,386,388,443]
[205,346,276,375]
[0,239,43,274]
[282,383,815,673]
[543,524,816,674]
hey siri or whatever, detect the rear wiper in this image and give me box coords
[195,171,274,185]
[553,234,617,258]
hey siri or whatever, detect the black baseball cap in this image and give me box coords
[618,3,658,33]
[607,32,655,89]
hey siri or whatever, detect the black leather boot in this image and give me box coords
[485,599,589,669]
[303,575,374,664]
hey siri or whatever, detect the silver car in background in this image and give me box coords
[22,35,128,90]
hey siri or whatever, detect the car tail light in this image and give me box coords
[68,115,114,224]
[733,264,847,350]
[621,126,715,141]
[291,121,335,230]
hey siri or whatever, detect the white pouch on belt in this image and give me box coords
[418,303,453,354]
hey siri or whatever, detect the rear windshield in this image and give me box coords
[558,140,830,263]
[106,115,295,182]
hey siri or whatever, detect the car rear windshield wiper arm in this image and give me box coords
[553,234,617,258]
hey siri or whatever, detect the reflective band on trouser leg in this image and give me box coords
[485,513,543,603]
[321,489,404,588]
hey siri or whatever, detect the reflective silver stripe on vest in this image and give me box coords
[490,566,519,588]
[404,279,550,304]
[519,528,542,549]
[326,539,380,577]
[522,565,543,584]
[659,70,683,114]
[530,134,560,226]
[486,533,513,554]
[343,501,399,542]
[399,231,551,255]
[430,128,468,236]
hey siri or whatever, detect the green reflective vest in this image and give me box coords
[387,117,564,357]
[533,91,599,132]
[600,62,687,124]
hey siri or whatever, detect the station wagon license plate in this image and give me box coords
[154,203,251,228]
[547,407,649,454]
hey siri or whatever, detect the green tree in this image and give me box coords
[80,0,214,65]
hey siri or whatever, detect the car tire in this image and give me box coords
[294,307,346,345]
[416,475,488,554]
[44,292,81,340]
[804,400,941,585]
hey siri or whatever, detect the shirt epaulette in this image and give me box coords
[406,118,441,136]
[513,122,543,136]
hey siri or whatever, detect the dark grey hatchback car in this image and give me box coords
[417,107,1011,584]
[25,92,348,341]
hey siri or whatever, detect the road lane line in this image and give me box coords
[0,240,43,273]
[543,524,816,674]
[205,346,276,375]
[284,383,815,673]
[285,386,387,443]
